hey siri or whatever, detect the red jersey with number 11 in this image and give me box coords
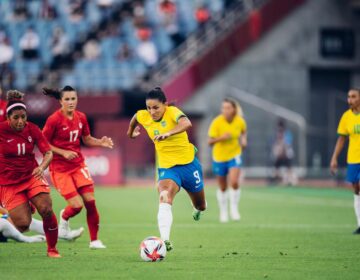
[42,110,90,173]
[0,121,50,185]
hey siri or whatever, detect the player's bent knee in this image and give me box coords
[37,204,53,218]
[159,190,170,204]
[16,219,31,232]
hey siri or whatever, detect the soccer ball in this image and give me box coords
[140,236,166,262]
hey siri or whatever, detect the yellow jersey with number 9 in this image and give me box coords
[136,106,196,168]
[208,115,247,162]
[337,109,360,164]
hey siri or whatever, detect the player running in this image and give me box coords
[208,98,247,223]
[42,86,113,249]
[127,87,207,251]
[331,88,360,234]
[0,90,60,257]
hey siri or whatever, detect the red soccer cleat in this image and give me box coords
[47,248,61,258]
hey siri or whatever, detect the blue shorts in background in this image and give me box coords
[346,164,360,184]
[212,154,242,177]
[157,157,204,193]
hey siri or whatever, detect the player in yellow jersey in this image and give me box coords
[208,98,247,223]
[127,87,207,251]
[331,88,360,234]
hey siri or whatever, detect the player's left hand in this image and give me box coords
[100,136,114,148]
[154,133,171,141]
[32,167,44,180]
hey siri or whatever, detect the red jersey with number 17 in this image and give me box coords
[42,110,90,173]
[0,121,51,185]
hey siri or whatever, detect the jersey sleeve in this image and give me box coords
[136,110,148,125]
[42,115,56,142]
[33,124,51,154]
[208,119,219,138]
[337,113,348,136]
[81,113,90,137]
[170,106,187,123]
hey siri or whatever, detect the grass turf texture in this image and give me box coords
[1,185,360,280]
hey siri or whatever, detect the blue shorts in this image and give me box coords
[346,164,360,184]
[157,157,204,193]
[212,155,242,177]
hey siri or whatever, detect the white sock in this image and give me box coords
[157,203,173,241]
[216,189,228,214]
[354,195,360,227]
[29,218,45,235]
[0,218,31,242]
[229,188,241,210]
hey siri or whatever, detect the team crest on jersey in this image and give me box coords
[154,130,160,135]
[79,122,83,129]
[161,121,167,127]
[28,136,32,143]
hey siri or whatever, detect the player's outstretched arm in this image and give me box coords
[127,114,141,139]
[82,135,114,149]
[154,116,192,141]
[330,135,347,175]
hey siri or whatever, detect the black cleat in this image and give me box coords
[0,232,8,243]
[353,227,360,234]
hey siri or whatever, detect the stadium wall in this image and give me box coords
[162,0,306,104]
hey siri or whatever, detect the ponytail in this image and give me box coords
[42,85,76,100]
[42,87,62,100]
[7,90,24,102]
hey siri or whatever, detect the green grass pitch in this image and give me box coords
[1,185,360,279]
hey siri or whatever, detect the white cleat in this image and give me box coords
[89,240,106,249]
[59,227,85,241]
[26,235,46,243]
[58,209,71,238]
[230,208,241,221]
[220,211,229,223]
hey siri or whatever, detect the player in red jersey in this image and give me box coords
[0,90,60,258]
[42,86,113,249]
[0,88,7,122]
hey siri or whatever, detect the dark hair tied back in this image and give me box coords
[146,87,167,104]
[7,90,24,101]
[42,85,76,100]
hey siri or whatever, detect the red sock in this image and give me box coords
[84,200,99,241]
[62,206,82,220]
[43,212,58,251]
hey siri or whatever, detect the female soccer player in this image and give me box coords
[127,87,207,251]
[331,88,360,234]
[208,98,247,223]
[0,90,60,257]
[42,86,113,249]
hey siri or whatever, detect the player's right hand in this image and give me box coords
[330,158,338,175]
[132,126,141,138]
[62,150,78,160]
